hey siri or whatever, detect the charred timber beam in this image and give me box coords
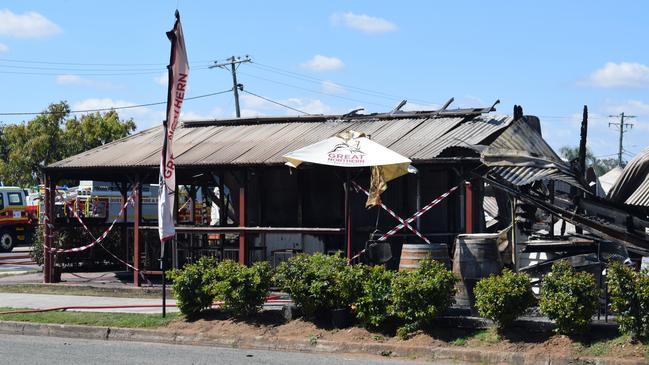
[482,175,649,256]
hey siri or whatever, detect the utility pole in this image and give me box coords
[209,55,252,118]
[608,112,636,166]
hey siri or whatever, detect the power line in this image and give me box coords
[209,55,252,118]
[593,153,619,159]
[0,62,212,72]
[608,112,636,166]
[238,70,392,109]
[0,57,215,67]
[241,89,311,115]
[0,88,232,116]
[250,62,434,105]
[0,66,211,77]
[0,64,166,72]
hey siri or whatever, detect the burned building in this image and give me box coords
[43,104,517,285]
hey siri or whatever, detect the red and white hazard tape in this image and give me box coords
[47,191,134,254]
[349,248,366,263]
[352,181,459,244]
[351,181,432,244]
[377,185,459,242]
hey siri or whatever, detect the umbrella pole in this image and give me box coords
[345,172,352,261]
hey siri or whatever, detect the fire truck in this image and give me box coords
[65,181,208,224]
[0,187,38,252]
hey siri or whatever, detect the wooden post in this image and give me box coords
[43,174,52,283]
[120,183,129,272]
[219,172,225,260]
[133,182,141,286]
[511,196,517,271]
[465,181,473,234]
[238,186,246,265]
[344,173,351,260]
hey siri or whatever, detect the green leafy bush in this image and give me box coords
[539,260,599,334]
[274,253,362,318]
[167,256,219,318]
[213,260,272,317]
[355,265,394,328]
[390,258,456,334]
[607,261,649,339]
[474,269,535,328]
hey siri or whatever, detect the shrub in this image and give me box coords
[355,265,394,328]
[274,253,362,318]
[30,224,45,266]
[474,269,535,328]
[213,260,272,317]
[607,261,649,339]
[539,260,599,334]
[390,258,456,334]
[167,256,218,318]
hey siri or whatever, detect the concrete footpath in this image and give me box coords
[0,292,178,313]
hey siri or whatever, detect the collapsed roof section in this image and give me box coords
[479,117,586,189]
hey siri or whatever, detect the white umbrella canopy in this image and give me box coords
[283,130,415,208]
[283,130,413,177]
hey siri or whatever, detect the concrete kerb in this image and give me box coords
[0,320,645,365]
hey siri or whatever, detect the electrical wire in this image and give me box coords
[0,66,211,77]
[241,89,311,115]
[238,71,392,108]
[0,88,233,116]
[593,153,619,159]
[250,62,434,105]
[0,57,215,67]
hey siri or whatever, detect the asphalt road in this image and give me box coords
[0,333,461,365]
[0,246,39,272]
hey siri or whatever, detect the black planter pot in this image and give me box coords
[330,307,352,329]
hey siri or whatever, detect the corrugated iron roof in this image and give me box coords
[48,113,513,170]
[480,118,585,189]
[607,148,649,207]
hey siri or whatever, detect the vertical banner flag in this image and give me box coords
[159,10,189,245]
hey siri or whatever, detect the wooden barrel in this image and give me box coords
[399,243,450,271]
[453,234,503,310]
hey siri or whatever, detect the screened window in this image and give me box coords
[7,192,22,206]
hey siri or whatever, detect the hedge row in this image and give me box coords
[169,254,648,339]
[169,253,456,335]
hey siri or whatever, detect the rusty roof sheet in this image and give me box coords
[480,118,585,189]
[48,113,513,170]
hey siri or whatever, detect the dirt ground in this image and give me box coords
[166,310,649,361]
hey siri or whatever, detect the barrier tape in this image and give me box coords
[351,181,431,244]
[46,186,153,285]
[47,189,134,254]
[348,183,459,263]
[349,248,366,263]
[378,184,459,242]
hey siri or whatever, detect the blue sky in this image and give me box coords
[1,1,648,161]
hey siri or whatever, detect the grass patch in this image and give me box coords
[450,329,501,346]
[0,307,179,328]
[0,284,168,299]
[575,334,649,359]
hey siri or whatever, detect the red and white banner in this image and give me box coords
[159,10,189,243]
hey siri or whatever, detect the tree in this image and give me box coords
[559,145,615,176]
[0,101,136,187]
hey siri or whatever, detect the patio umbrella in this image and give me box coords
[283,130,415,260]
[284,130,415,206]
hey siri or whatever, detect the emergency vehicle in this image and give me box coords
[0,187,38,252]
[66,181,208,224]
